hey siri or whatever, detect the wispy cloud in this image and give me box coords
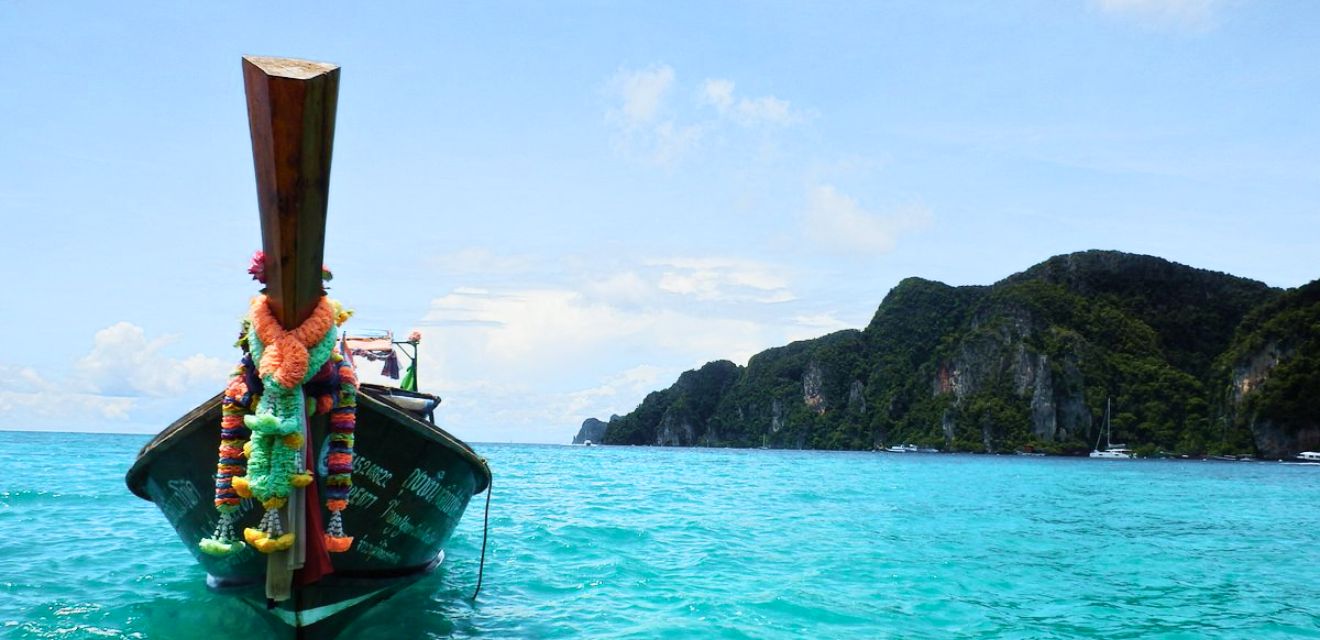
[0,322,228,430]
[607,65,703,165]
[606,65,807,166]
[584,271,656,306]
[77,322,229,397]
[0,364,136,424]
[648,256,795,303]
[804,185,932,255]
[793,313,852,332]
[372,247,876,441]
[784,313,855,343]
[560,364,668,423]
[1093,0,1224,31]
[413,285,788,437]
[616,65,675,125]
[421,287,775,368]
[425,248,539,277]
[701,78,799,126]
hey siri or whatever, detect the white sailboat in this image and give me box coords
[1089,397,1134,459]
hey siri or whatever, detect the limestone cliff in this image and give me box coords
[604,250,1296,455]
[1220,280,1320,457]
[572,417,610,444]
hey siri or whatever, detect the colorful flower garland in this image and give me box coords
[201,285,359,557]
[323,360,357,552]
[198,354,260,556]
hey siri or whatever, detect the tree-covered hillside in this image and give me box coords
[602,251,1315,456]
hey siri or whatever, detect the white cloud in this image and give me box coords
[615,65,675,125]
[607,66,805,165]
[584,271,656,306]
[362,249,868,442]
[425,248,537,276]
[804,185,931,255]
[648,120,703,166]
[413,283,806,440]
[422,249,798,307]
[784,313,854,343]
[560,364,669,423]
[0,363,136,425]
[1093,0,1222,30]
[703,78,735,110]
[607,65,703,166]
[649,256,795,303]
[0,322,231,431]
[793,313,851,331]
[701,78,798,126]
[421,287,773,369]
[77,322,229,397]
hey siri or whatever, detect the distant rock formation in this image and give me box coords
[572,417,610,444]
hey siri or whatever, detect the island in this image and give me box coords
[599,250,1320,458]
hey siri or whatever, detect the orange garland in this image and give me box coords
[249,295,337,389]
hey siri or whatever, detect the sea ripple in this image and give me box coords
[1,434,1318,638]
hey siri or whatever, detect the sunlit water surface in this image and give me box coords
[1,432,1318,638]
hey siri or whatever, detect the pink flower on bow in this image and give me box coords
[248,250,267,283]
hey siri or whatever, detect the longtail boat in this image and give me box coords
[124,56,492,639]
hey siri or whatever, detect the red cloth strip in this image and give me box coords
[295,426,333,586]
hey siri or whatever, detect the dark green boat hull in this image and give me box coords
[126,384,490,639]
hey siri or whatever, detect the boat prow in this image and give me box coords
[126,384,489,638]
[123,56,492,639]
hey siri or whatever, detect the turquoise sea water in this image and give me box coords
[1,431,1319,639]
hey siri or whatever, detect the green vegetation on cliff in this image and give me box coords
[1219,279,1320,455]
[603,250,1316,456]
[605,360,741,445]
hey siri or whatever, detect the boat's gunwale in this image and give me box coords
[356,383,491,493]
[125,391,223,500]
[125,383,490,501]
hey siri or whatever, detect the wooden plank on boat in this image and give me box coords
[242,54,341,603]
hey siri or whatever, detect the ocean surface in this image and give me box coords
[1,432,1319,639]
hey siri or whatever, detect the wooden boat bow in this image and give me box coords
[124,56,491,639]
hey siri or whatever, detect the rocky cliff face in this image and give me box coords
[1227,341,1320,457]
[604,250,1300,455]
[572,417,609,444]
[933,303,1091,450]
[1221,280,1320,457]
[656,412,696,446]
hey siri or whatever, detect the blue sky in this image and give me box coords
[1,1,1316,443]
